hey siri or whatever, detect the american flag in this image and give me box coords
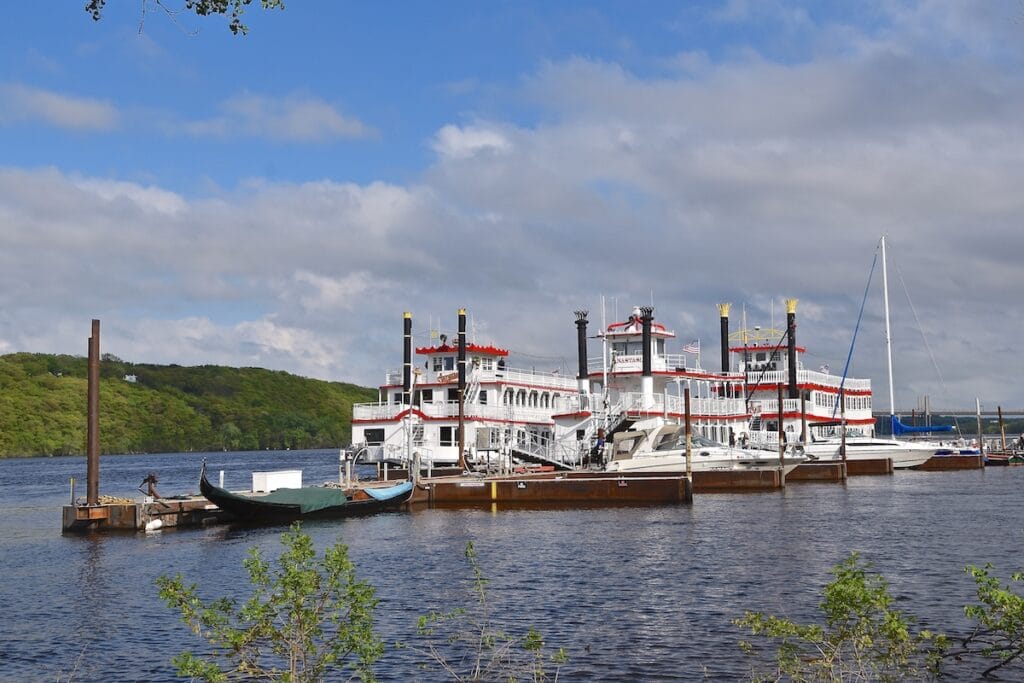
[683,339,700,354]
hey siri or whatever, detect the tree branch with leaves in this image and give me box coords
[734,552,947,682]
[156,522,382,682]
[944,564,1024,677]
[400,541,568,682]
[86,0,285,35]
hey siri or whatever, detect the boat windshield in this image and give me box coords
[655,432,722,451]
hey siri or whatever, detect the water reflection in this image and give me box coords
[0,452,1022,680]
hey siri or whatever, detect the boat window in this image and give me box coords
[655,432,722,451]
[433,356,443,371]
[480,357,493,370]
[421,389,433,404]
[439,426,460,446]
[479,390,488,405]
[364,429,385,445]
[444,356,455,371]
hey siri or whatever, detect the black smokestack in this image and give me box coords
[718,303,731,373]
[574,310,589,380]
[457,308,467,392]
[457,308,467,470]
[640,306,654,377]
[402,312,412,406]
[786,299,798,399]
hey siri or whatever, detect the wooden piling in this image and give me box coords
[999,406,1007,453]
[684,386,692,479]
[86,319,100,506]
[777,384,785,477]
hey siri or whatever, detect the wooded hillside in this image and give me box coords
[0,353,378,457]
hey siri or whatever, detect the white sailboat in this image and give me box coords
[808,235,945,469]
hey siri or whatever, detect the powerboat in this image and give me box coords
[802,435,934,469]
[605,424,805,474]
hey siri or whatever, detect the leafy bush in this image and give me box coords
[734,553,947,681]
[157,523,382,682]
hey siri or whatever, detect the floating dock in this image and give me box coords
[412,471,691,507]
[62,472,692,533]
[787,461,847,482]
[844,458,894,475]
[62,497,229,533]
[918,454,985,471]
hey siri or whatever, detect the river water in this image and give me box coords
[0,449,1021,681]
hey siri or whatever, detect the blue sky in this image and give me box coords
[2,1,1024,409]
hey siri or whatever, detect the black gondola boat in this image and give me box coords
[198,461,414,522]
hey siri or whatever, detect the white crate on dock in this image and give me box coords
[252,470,302,492]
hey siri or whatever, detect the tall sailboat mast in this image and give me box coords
[881,235,896,419]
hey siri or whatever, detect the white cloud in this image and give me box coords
[183,93,374,142]
[72,177,187,216]
[0,83,119,131]
[3,3,1024,409]
[285,270,376,313]
[432,124,512,159]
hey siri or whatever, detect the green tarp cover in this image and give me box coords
[259,487,350,514]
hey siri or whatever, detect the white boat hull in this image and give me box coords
[803,438,935,469]
[606,451,804,476]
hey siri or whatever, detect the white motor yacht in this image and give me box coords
[605,424,805,474]
[802,435,934,469]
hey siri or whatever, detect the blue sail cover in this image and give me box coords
[891,415,953,436]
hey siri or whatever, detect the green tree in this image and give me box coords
[86,0,285,35]
[734,552,947,682]
[945,564,1024,677]
[219,421,242,451]
[403,541,568,682]
[156,523,382,682]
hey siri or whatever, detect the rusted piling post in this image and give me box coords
[800,394,807,444]
[840,391,847,462]
[975,398,983,454]
[684,386,693,479]
[998,406,1007,453]
[87,319,100,505]
[777,384,785,474]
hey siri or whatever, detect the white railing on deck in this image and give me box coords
[616,392,747,417]
[353,400,570,424]
[587,354,699,374]
[383,365,579,391]
[747,369,870,392]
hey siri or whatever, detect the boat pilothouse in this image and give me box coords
[727,299,875,450]
[553,306,753,463]
[350,310,581,468]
